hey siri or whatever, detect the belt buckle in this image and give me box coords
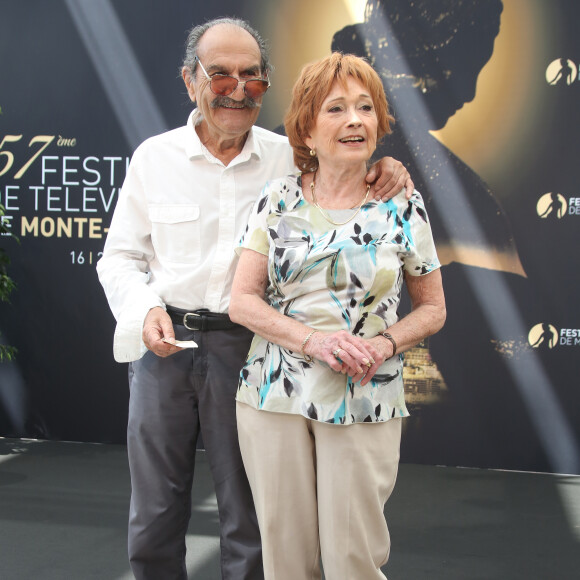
[183,312,202,331]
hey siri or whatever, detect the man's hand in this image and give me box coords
[366,157,414,201]
[142,307,181,357]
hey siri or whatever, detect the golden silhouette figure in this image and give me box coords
[332,0,524,276]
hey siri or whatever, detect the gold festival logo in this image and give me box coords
[536,192,567,220]
[528,323,558,349]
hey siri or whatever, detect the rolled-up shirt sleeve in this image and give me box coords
[97,147,164,363]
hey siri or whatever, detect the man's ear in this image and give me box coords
[182,67,196,103]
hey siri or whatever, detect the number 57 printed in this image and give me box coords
[0,135,55,179]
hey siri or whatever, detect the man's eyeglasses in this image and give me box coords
[194,57,270,99]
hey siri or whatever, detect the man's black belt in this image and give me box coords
[166,306,240,331]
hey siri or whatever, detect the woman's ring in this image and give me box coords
[332,348,342,358]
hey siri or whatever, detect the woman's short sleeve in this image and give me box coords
[400,191,441,276]
[236,185,272,256]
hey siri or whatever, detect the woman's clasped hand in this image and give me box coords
[304,329,394,385]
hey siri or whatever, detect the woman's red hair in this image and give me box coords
[284,52,394,173]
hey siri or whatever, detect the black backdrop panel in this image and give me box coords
[1,0,579,474]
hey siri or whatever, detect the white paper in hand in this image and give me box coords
[162,338,198,349]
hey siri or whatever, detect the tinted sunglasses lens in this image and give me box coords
[245,80,269,98]
[210,76,238,96]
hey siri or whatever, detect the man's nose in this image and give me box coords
[230,80,246,100]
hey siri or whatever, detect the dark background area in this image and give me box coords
[1,0,579,474]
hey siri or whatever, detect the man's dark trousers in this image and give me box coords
[127,322,262,580]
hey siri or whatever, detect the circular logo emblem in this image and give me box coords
[546,59,577,86]
[528,323,558,349]
[537,192,567,219]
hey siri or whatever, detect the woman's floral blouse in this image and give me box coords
[236,174,440,424]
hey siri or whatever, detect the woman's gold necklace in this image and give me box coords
[309,171,370,226]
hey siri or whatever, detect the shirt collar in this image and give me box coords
[185,109,262,164]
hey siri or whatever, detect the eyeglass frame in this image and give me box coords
[193,56,271,98]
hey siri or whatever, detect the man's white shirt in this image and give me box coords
[97,110,295,362]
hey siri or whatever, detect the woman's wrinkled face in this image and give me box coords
[305,77,378,168]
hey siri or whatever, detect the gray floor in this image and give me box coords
[0,438,579,580]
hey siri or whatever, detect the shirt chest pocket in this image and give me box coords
[149,204,201,264]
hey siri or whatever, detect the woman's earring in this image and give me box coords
[309,149,316,157]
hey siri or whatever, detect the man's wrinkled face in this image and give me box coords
[185,24,265,143]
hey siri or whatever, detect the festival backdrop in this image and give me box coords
[1,0,579,474]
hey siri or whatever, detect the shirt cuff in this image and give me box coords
[112,301,163,363]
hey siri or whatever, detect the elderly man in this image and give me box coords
[97,17,412,580]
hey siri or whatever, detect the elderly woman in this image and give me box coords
[229,53,445,580]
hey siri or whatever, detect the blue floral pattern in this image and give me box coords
[236,174,440,424]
